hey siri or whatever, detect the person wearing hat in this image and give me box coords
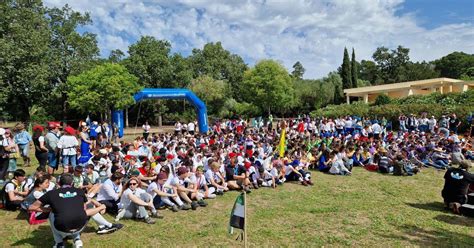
[175,166,200,210]
[57,126,79,173]
[441,160,474,214]
[13,122,32,167]
[32,125,48,170]
[45,122,61,175]
[147,172,184,212]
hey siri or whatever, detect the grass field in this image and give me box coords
[1,165,473,247]
[1,127,473,247]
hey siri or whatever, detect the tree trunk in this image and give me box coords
[125,108,129,127]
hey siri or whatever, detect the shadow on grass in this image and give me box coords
[11,224,96,247]
[406,201,446,212]
[434,214,474,227]
[382,224,474,247]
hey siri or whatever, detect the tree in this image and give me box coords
[359,60,380,85]
[434,52,474,79]
[291,61,305,79]
[351,48,358,88]
[109,49,125,63]
[189,42,247,98]
[241,60,295,114]
[0,0,51,121]
[67,63,141,115]
[325,72,343,104]
[372,45,410,83]
[124,36,173,87]
[341,47,352,89]
[189,75,227,114]
[45,4,99,120]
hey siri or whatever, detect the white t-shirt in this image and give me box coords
[57,135,79,155]
[188,122,195,132]
[142,124,151,133]
[147,182,165,199]
[120,188,146,209]
[190,174,206,189]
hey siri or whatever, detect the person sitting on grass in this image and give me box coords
[21,175,51,224]
[147,172,182,212]
[329,151,352,176]
[284,158,313,186]
[192,165,216,199]
[2,169,29,211]
[97,172,123,215]
[116,177,158,223]
[431,147,450,169]
[28,173,109,248]
[392,154,419,176]
[377,147,393,174]
[175,166,204,210]
[205,161,228,195]
[318,149,332,172]
[224,152,251,192]
[441,160,474,214]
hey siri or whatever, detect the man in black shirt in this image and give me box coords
[29,173,106,248]
[448,113,460,134]
[441,160,474,214]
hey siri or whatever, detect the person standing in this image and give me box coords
[13,123,32,167]
[448,113,461,134]
[45,122,61,175]
[142,121,151,141]
[32,125,49,170]
[4,129,19,179]
[78,126,92,165]
[57,126,79,173]
[187,121,195,135]
[28,173,107,248]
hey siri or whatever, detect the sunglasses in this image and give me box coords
[129,182,138,186]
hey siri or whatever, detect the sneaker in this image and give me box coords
[197,199,208,207]
[191,201,199,210]
[144,217,156,224]
[180,204,191,210]
[96,223,123,235]
[216,191,224,196]
[252,182,259,189]
[73,239,83,248]
[170,205,179,212]
[53,242,65,248]
[301,181,308,186]
[306,180,314,186]
[151,212,164,219]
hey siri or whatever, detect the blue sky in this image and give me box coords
[44,0,474,79]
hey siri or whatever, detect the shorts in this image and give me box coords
[48,152,58,169]
[62,155,77,167]
[18,144,29,157]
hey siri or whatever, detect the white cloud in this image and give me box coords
[43,0,474,79]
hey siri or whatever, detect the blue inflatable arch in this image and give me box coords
[112,88,208,138]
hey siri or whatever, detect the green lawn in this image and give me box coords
[1,165,473,247]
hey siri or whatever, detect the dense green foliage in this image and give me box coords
[67,63,141,114]
[0,1,472,124]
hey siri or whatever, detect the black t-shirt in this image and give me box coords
[39,187,88,232]
[441,168,474,204]
[449,118,459,130]
[225,164,246,181]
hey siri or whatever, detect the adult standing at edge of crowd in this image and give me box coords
[32,125,49,170]
[14,123,32,167]
[45,122,61,175]
[0,128,10,182]
[142,121,151,141]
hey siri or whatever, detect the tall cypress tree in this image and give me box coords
[351,48,358,88]
[341,47,352,89]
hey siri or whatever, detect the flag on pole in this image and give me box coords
[229,193,245,234]
[279,128,286,158]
